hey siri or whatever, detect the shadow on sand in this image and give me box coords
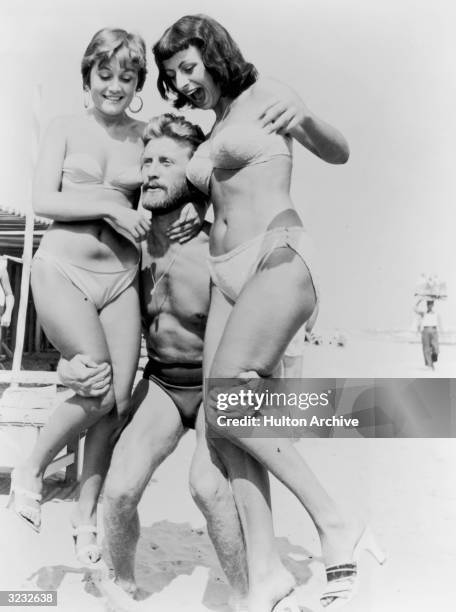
[24,520,314,611]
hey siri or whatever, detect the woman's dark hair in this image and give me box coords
[81,28,147,92]
[153,14,258,108]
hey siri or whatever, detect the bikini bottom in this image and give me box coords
[33,249,138,311]
[207,226,320,358]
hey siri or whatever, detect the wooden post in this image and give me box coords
[10,211,34,386]
[9,84,41,386]
[10,266,21,349]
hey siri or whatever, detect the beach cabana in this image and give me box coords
[0,206,49,257]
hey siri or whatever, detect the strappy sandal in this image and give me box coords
[320,527,386,609]
[6,469,42,532]
[72,524,102,565]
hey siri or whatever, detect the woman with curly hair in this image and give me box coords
[154,15,385,611]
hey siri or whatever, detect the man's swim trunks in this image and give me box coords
[143,358,203,429]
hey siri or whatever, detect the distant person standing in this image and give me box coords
[415,299,441,370]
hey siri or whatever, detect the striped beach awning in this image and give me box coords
[0,206,50,258]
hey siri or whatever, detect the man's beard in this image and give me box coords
[142,181,192,216]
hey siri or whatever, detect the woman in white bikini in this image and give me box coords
[7,28,196,565]
[154,15,385,611]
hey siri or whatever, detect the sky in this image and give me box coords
[0,0,455,332]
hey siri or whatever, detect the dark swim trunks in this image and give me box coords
[143,358,203,429]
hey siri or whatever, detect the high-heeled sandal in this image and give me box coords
[273,590,300,612]
[72,524,102,565]
[320,527,386,609]
[6,469,42,533]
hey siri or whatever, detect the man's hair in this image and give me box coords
[153,14,258,109]
[142,113,205,154]
[142,114,207,206]
[81,28,147,91]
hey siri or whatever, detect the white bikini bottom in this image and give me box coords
[208,226,320,357]
[33,249,138,311]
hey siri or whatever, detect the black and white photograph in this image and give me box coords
[0,1,455,611]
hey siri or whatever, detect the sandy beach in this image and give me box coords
[1,438,455,611]
[0,334,455,611]
[1,0,455,606]
[2,0,455,606]
[301,331,456,378]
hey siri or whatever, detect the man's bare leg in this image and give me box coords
[189,408,249,607]
[103,379,185,596]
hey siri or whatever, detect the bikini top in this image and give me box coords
[186,123,292,196]
[62,152,142,195]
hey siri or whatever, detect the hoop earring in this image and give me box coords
[129,93,143,114]
[83,89,90,109]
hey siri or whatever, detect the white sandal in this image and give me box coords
[320,527,386,609]
[6,469,42,532]
[72,524,102,565]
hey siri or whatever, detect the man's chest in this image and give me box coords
[140,251,210,323]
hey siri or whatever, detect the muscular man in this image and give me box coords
[59,114,248,608]
[59,114,306,612]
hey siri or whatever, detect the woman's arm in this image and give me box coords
[256,79,349,164]
[33,116,150,241]
[166,200,209,243]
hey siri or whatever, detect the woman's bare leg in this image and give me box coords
[205,286,295,611]
[73,282,141,557]
[13,259,116,527]
[207,251,361,572]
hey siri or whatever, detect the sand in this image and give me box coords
[0,334,455,611]
[1,438,455,611]
[301,331,456,378]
